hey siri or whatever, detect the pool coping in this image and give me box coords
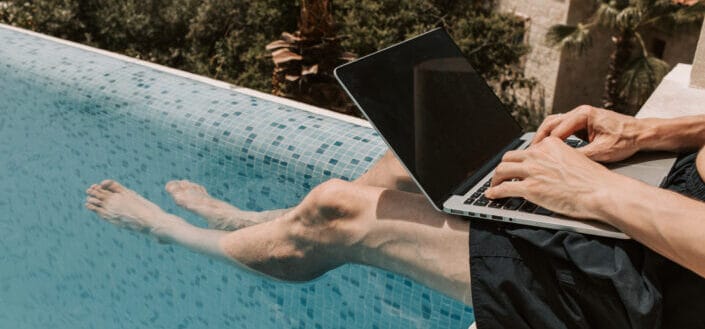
[0,23,371,128]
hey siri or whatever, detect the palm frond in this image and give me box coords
[592,2,620,28]
[616,6,643,30]
[618,55,670,106]
[645,1,705,30]
[545,24,592,55]
[640,0,677,16]
[633,0,656,11]
[671,1,705,25]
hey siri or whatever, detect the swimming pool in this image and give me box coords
[0,24,474,328]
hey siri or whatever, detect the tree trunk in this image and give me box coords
[602,30,633,113]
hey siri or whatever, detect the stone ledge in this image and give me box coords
[638,64,705,118]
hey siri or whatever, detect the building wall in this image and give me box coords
[496,0,570,112]
[690,21,705,89]
[552,0,612,113]
[498,0,702,114]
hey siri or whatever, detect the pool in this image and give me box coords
[0,24,474,328]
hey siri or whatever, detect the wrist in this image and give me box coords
[637,115,705,152]
[634,118,663,151]
[588,174,648,226]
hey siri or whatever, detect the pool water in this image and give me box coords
[0,25,474,328]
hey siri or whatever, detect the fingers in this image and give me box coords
[501,150,528,163]
[549,114,588,140]
[485,181,524,199]
[532,114,563,144]
[491,162,529,187]
[533,106,594,144]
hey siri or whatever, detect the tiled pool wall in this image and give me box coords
[0,25,474,328]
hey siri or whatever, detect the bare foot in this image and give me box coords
[165,180,291,230]
[85,179,185,239]
[165,180,257,230]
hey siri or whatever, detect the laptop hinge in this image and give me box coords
[450,137,525,197]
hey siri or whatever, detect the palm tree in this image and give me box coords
[546,0,704,114]
[266,0,357,115]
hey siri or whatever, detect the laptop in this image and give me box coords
[334,28,677,239]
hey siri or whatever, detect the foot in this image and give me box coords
[165,180,256,230]
[85,180,185,239]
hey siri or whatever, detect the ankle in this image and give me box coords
[149,214,188,242]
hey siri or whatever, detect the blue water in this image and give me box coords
[0,26,474,328]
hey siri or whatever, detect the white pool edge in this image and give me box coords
[0,23,371,128]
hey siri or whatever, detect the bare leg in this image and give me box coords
[165,180,289,230]
[167,151,419,230]
[85,178,471,304]
[352,151,420,193]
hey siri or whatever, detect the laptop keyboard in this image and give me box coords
[462,139,587,216]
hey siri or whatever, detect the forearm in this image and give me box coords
[638,115,705,152]
[596,178,705,277]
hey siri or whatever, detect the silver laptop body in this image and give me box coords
[334,28,676,239]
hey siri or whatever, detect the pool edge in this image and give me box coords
[0,23,371,128]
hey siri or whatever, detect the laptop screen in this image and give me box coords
[335,28,522,208]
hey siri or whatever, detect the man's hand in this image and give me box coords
[486,137,631,220]
[533,105,645,163]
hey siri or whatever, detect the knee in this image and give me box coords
[301,179,358,221]
[285,179,369,247]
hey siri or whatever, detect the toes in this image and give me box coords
[85,184,98,194]
[165,180,179,193]
[85,203,106,217]
[86,185,109,198]
[165,180,207,195]
[100,179,126,193]
[86,196,103,206]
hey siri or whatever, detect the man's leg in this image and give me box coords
[85,178,471,304]
[167,151,420,230]
[352,151,420,193]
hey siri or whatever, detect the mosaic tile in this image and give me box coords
[0,26,474,328]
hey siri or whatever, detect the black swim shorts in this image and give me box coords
[469,153,705,329]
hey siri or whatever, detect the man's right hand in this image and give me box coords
[532,105,646,163]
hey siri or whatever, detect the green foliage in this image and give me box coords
[0,0,83,39]
[0,0,544,128]
[619,55,670,109]
[337,0,529,81]
[546,0,704,113]
[185,0,299,90]
[546,24,592,56]
[335,0,544,128]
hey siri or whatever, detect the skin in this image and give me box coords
[86,104,705,307]
[488,105,705,278]
[86,151,472,303]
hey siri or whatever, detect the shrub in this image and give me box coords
[0,0,546,129]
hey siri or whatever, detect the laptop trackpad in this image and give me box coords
[606,152,676,187]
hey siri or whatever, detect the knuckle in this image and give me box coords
[543,136,560,145]
[501,151,515,162]
[576,105,592,113]
[546,114,561,122]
